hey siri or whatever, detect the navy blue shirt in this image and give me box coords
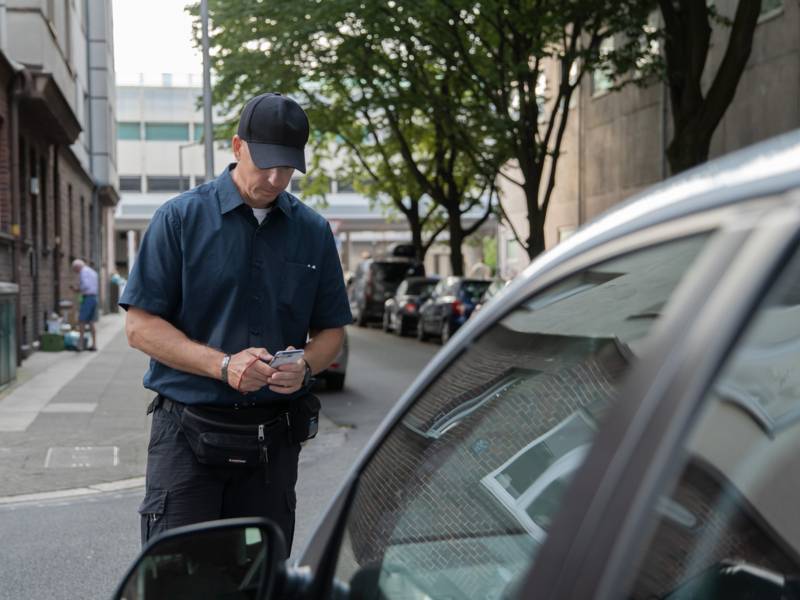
[120,164,352,406]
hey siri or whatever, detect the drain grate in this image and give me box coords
[44,446,119,468]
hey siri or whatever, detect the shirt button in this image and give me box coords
[250,329,260,336]
[252,294,261,302]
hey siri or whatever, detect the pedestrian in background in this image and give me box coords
[120,93,351,555]
[70,259,98,351]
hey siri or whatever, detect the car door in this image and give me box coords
[521,195,800,599]
[294,198,785,600]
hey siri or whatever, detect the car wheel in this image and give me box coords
[382,312,391,332]
[441,319,452,344]
[326,373,345,391]
[416,320,427,341]
[396,317,407,337]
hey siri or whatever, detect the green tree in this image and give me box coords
[412,0,657,260]
[191,0,496,274]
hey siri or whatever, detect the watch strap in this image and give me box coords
[220,354,232,384]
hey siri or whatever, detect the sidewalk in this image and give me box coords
[0,313,152,500]
[0,316,344,505]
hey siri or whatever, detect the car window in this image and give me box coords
[332,233,714,600]
[406,280,435,295]
[462,280,491,302]
[622,246,800,600]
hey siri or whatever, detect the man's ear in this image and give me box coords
[232,135,242,160]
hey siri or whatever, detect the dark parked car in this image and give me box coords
[318,329,348,391]
[349,259,425,327]
[382,276,439,336]
[417,276,492,343]
[114,130,800,600]
[471,277,510,317]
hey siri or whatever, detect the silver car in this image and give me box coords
[115,130,800,600]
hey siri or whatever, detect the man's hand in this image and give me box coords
[226,347,276,393]
[267,345,306,395]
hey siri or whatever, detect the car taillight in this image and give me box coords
[404,302,416,313]
[453,300,466,316]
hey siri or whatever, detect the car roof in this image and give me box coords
[519,128,800,285]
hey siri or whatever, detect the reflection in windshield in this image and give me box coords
[333,235,710,599]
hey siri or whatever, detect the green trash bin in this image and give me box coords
[40,333,65,352]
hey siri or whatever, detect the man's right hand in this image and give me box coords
[226,348,277,393]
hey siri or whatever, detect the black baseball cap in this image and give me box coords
[237,93,309,172]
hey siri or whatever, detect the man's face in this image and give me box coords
[232,136,294,207]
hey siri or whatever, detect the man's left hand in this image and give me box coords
[268,346,306,394]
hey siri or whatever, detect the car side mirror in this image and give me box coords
[112,518,286,600]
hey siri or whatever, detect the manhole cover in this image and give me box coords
[44,446,119,468]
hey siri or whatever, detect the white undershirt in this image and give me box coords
[251,207,272,224]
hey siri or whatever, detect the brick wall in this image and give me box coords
[338,328,628,594]
[337,324,800,597]
[15,127,94,349]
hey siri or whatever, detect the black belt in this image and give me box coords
[151,395,289,426]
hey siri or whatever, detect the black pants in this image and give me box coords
[139,402,301,556]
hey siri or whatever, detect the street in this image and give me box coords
[0,322,437,600]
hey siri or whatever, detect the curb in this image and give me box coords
[0,476,145,506]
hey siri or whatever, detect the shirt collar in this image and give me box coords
[217,163,294,219]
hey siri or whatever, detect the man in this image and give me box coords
[70,259,98,351]
[119,93,351,552]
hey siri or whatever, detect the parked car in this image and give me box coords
[318,329,348,391]
[349,259,425,327]
[114,130,800,600]
[417,276,492,343]
[382,276,440,336]
[471,277,510,317]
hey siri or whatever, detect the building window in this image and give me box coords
[118,122,141,140]
[119,176,142,192]
[194,123,204,142]
[482,411,596,541]
[760,0,783,18]
[592,37,615,96]
[337,179,354,193]
[146,176,187,192]
[194,176,205,186]
[144,123,190,141]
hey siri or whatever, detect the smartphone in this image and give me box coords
[265,349,305,368]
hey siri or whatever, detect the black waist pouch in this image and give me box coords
[177,403,288,468]
[289,393,320,443]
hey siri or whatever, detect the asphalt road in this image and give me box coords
[0,325,439,600]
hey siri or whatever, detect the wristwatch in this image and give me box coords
[302,359,313,388]
[220,354,232,384]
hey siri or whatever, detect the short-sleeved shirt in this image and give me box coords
[119,164,352,407]
[79,266,98,295]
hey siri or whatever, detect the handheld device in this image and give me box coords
[265,349,305,368]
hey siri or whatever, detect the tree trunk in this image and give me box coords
[447,210,465,276]
[526,206,546,261]
[666,124,712,175]
[406,210,425,261]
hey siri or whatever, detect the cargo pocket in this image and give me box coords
[138,488,168,545]
[285,488,297,552]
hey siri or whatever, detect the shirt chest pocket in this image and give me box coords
[279,260,320,317]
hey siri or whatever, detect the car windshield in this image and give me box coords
[461,280,491,302]
[405,280,437,295]
[332,233,715,600]
[374,263,420,283]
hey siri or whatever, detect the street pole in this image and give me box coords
[201,0,214,180]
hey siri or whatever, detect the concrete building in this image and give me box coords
[116,77,494,279]
[0,0,118,376]
[498,0,800,278]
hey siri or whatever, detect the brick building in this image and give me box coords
[0,0,118,377]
